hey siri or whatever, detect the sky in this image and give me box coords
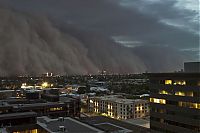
[0,0,199,59]
[0,0,199,75]
[118,0,199,59]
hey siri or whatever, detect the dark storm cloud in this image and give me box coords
[0,0,198,50]
[0,0,197,75]
[0,0,158,36]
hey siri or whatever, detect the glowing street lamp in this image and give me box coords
[42,82,48,88]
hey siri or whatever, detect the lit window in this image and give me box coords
[175,91,194,97]
[165,80,172,85]
[175,91,185,96]
[192,103,198,109]
[136,106,140,111]
[179,102,200,109]
[160,99,166,104]
[150,98,166,104]
[190,103,200,109]
[159,90,169,95]
[13,129,38,133]
[174,80,186,85]
[50,107,63,111]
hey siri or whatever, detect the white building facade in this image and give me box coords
[88,95,149,120]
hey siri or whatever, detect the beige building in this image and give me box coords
[88,95,149,120]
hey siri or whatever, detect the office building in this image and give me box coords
[148,64,200,132]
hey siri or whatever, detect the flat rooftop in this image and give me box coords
[6,124,47,133]
[123,117,150,128]
[0,90,14,93]
[90,95,147,104]
[146,73,200,79]
[0,102,12,108]
[0,98,73,108]
[37,116,103,133]
[12,102,66,109]
[0,112,37,121]
[80,116,150,133]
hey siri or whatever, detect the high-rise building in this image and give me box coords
[148,63,200,133]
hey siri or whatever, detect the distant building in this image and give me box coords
[89,81,109,93]
[0,90,14,100]
[88,95,149,120]
[90,86,109,92]
[148,72,200,132]
[0,112,37,127]
[25,90,41,100]
[0,97,80,118]
[41,88,60,102]
[122,78,148,85]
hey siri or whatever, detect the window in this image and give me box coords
[179,102,200,109]
[159,90,169,95]
[173,80,186,85]
[165,80,172,85]
[150,98,166,104]
[50,107,63,111]
[175,91,194,97]
[175,91,185,96]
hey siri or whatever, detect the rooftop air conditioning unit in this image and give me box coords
[58,117,64,122]
[59,126,65,132]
